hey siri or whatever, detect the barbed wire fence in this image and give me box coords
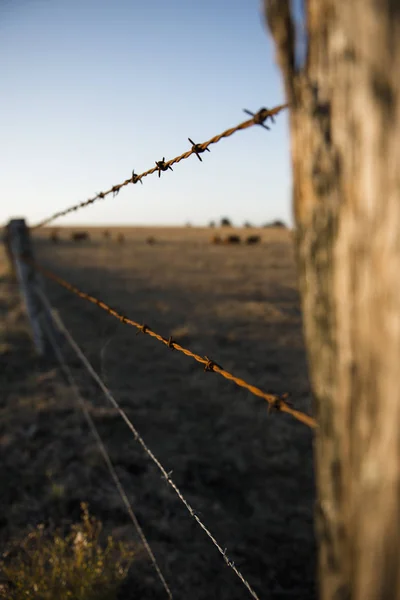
[4,103,316,599]
[37,286,262,600]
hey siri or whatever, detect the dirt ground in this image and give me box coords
[0,226,316,599]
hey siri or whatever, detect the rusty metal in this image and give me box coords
[243,107,277,130]
[155,157,174,178]
[132,169,143,185]
[188,138,210,162]
[29,259,316,430]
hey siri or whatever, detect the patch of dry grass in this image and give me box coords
[0,503,136,600]
[0,228,316,599]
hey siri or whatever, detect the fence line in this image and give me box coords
[38,287,173,599]
[31,104,287,229]
[37,285,262,600]
[30,258,317,430]
[4,99,312,598]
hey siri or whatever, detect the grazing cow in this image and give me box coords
[246,235,261,245]
[50,230,59,243]
[224,234,241,244]
[211,235,222,244]
[117,233,125,244]
[71,231,89,242]
[146,236,156,245]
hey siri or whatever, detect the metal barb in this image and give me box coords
[268,392,291,415]
[155,157,173,177]
[243,107,276,130]
[136,323,149,336]
[204,356,223,372]
[132,170,143,185]
[188,138,211,162]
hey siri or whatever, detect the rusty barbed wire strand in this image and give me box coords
[38,291,173,599]
[31,105,287,229]
[30,259,317,430]
[38,289,262,600]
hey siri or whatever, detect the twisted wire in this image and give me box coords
[31,259,317,430]
[32,105,287,229]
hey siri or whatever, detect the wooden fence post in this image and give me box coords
[265,1,400,599]
[6,218,47,356]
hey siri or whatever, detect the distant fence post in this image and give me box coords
[4,222,16,278]
[5,218,47,356]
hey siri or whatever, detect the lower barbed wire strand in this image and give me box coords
[36,286,262,600]
[38,289,173,599]
[29,259,316,430]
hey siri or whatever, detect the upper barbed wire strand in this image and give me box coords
[31,105,288,229]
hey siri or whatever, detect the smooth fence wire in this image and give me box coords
[37,286,262,600]
[37,287,173,599]
[29,259,317,430]
[32,105,287,229]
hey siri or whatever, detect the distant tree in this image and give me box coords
[243,221,253,228]
[209,221,215,228]
[186,222,192,228]
[220,217,232,227]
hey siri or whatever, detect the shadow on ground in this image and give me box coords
[1,233,317,600]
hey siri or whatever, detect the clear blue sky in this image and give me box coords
[1,0,293,228]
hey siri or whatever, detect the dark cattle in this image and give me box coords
[263,220,287,229]
[50,230,59,243]
[71,232,89,242]
[103,229,110,239]
[146,236,156,245]
[211,235,222,244]
[117,233,125,244]
[246,235,261,245]
[224,235,241,244]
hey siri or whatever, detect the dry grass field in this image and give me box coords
[0,226,316,599]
